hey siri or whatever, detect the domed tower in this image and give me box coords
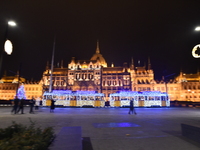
[90,41,107,67]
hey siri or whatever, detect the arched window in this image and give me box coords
[146,80,150,84]
[137,80,141,84]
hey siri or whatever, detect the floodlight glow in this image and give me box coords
[8,21,16,26]
[195,26,200,31]
[192,44,200,58]
[4,40,13,55]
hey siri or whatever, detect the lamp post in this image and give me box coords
[0,21,16,77]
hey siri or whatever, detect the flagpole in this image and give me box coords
[49,36,56,93]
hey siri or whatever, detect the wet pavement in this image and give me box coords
[0,106,200,150]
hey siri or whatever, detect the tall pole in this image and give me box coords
[49,36,56,93]
[15,63,22,96]
[0,21,16,77]
[0,24,8,77]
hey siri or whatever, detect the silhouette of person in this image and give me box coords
[50,99,55,113]
[18,98,25,114]
[128,100,137,115]
[29,97,35,114]
[11,96,20,114]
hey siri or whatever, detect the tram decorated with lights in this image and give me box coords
[43,90,105,107]
[43,90,170,107]
[109,91,170,107]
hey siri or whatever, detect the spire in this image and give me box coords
[3,70,7,76]
[111,62,114,67]
[61,60,63,68]
[138,60,140,66]
[148,57,151,70]
[131,57,134,70]
[46,61,50,70]
[96,40,100,54]
[71,57,75,62]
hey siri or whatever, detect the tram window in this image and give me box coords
[145,96,147,100]
[149,96,154,100]
[83,96,87,100]
[156,96,160,100]
[90,97,94,100]
[96,97,100,100]
[139,96,144,100]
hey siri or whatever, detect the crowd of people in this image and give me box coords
[11,96,42,114]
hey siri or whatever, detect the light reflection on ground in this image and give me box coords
[93,122,140,128]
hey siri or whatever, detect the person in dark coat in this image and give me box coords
[17,98,25,114]
[50,99,55,113]
[128,100,137,115]
[11,96,20,114]
[29,97,35,114]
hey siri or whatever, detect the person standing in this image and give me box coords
[29,97,35,114]
[50,99,55,113]
[18,98,25,114]
[11,96,20,114]
[35,97,40,110]
[128,100,137,115]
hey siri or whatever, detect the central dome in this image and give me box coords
[90,41,107,67]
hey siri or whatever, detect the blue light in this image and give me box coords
[93,122,140,128]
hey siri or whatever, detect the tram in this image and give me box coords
[43,90,105,107]
[43,90,170,107]
[109,91,170,107]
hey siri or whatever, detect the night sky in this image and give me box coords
[1,0,200,81]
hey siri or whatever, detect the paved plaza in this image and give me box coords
[0,106,200,150]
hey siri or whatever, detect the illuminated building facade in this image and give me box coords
[0,73,43,100]
[0,42,200,103]
[41,42,200,102]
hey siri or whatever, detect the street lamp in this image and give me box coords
[192,26,200,58]
[4,21,16,55]
[8,21,16,27]
[195,26,200,31]
[0,20,17,76]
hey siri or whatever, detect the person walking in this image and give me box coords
[35,97,40,110]
[128,100,137,115]
[18,98,25,114]
[11,96,20,114]
[50,99,55,113]
[29,97,35,114]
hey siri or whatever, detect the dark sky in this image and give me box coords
[1,0,200,81]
